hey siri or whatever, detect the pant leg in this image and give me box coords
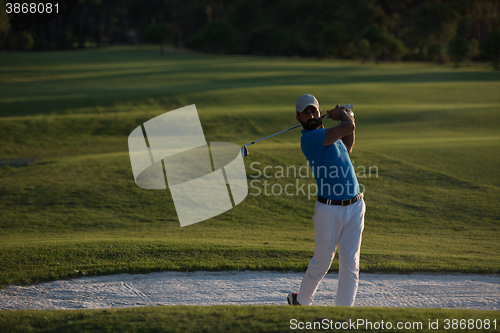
[297,202,344,306]
[336,199,365,306]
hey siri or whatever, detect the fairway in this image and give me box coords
[0,46,499,291]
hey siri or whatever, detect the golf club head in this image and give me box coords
[242,145,249,158]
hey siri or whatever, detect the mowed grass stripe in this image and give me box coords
[0,240,496,289]
[1,306,499,333]
[1,50,499,118]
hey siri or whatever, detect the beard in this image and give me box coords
[301,117,324,130]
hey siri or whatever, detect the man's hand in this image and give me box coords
[326,106,350,121]
[323,104,356,149]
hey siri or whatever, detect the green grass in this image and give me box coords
[0,306,499,332]
[0,47,499,290]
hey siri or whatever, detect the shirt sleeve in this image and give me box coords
[301,129,326,160]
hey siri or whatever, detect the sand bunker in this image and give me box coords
[1,271,498,310]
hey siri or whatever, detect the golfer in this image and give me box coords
[288,94,365,306]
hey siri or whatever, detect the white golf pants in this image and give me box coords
[297,198,365,306]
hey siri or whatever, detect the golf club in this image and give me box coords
[241,104,353,158]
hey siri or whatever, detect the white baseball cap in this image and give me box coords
[295,94,319,113]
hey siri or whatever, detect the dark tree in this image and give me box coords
[187,20,241,54]
[412,2,459,62]
[449,36,469,66]
[145,23,173,54]
[481,29,500,69]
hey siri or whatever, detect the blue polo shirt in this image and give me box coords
[300,128,359,201]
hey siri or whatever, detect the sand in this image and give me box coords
[1,271,498,310]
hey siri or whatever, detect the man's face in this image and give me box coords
[296,105,323,130]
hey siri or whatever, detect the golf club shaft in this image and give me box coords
[243,114,328,148]
[241,104,353,157]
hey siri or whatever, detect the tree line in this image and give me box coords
[1,0,499,67]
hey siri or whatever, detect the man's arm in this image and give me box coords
[341,130,355,154]
[323,108,355,150]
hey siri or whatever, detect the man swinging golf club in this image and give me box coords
[287,94,365,306]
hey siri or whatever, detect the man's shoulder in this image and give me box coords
[300,128,326,157]
[301,128,326,139]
